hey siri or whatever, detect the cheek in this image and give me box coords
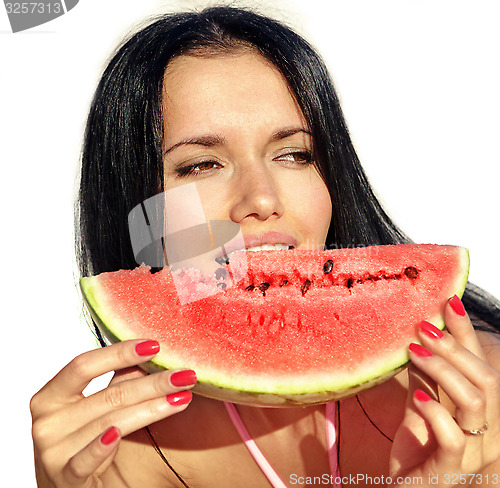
[310,193,332,238]
[314,190,333,232]
[189,180,231,220]
[291,175,332,243]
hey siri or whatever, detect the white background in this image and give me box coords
[1,0,498,484]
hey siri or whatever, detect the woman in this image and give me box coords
[31,6,500,487]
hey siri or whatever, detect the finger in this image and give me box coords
[409,341,487,433]
[444,295,486,360]
[57,369,197,427]
[417,318,500,419]
[38,340,160,404]
[407,363,439,404]
[89,368,197,414]
[67,389,193,447]
[109,366,148,386]
[64,426,120,485]
[413,389,465,469]
[114,389,193,437]
[417,321,495,392]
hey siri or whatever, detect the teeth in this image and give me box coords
[219,244,293,264]
[246,244,291,252]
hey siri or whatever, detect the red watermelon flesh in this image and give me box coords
[80,244,469,406]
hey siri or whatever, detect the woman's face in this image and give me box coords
[162,51,332,252]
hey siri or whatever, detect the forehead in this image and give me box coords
[161,52,306,137]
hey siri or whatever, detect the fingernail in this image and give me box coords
[409,343,433,357]
[414,389,432,402]
[170,370,197,387]
[419,321,444,340]
[135,340,160,357]
[101,426,120,445]
[449,295,466,317]
[167,390,192,406]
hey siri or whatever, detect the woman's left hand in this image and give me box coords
[389,295,500,486]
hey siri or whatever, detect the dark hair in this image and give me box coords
[76,6,499,328]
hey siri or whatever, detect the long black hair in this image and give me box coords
[76,6,499,327]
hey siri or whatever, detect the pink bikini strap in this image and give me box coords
[224,402,342,488]
[325,402,342,484]
[224,402,288,488]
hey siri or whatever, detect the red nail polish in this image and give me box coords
[167,390,192,406]
[409,343,433,357]
[449,295,466,317]
[170,370,197,387]
[101,426,120,445]
[135,340,160,357]
[414,389,432,402]
[419,321,444,340]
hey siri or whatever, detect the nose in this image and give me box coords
[229,165,285,223]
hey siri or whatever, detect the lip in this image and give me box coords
[214,231,297,262]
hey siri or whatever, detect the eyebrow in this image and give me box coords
[163,127,311,156]
[163,135,226,156]
[271,127,312,142]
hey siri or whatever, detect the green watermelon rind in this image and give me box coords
[79,247,469,406]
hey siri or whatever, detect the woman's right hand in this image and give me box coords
[30,339,196,488]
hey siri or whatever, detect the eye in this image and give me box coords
[274,150,314,166]
[175,160,223,178]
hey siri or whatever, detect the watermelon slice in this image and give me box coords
[80,244,469,406]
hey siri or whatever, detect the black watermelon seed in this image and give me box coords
[246,284,255,291]
[258,282,270,296]
[404,267,419,279]
[301,279,312,296]
[346,278,354,288]
[279,279,290,287]
[323,260,334,274]
[258,282,270,292]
